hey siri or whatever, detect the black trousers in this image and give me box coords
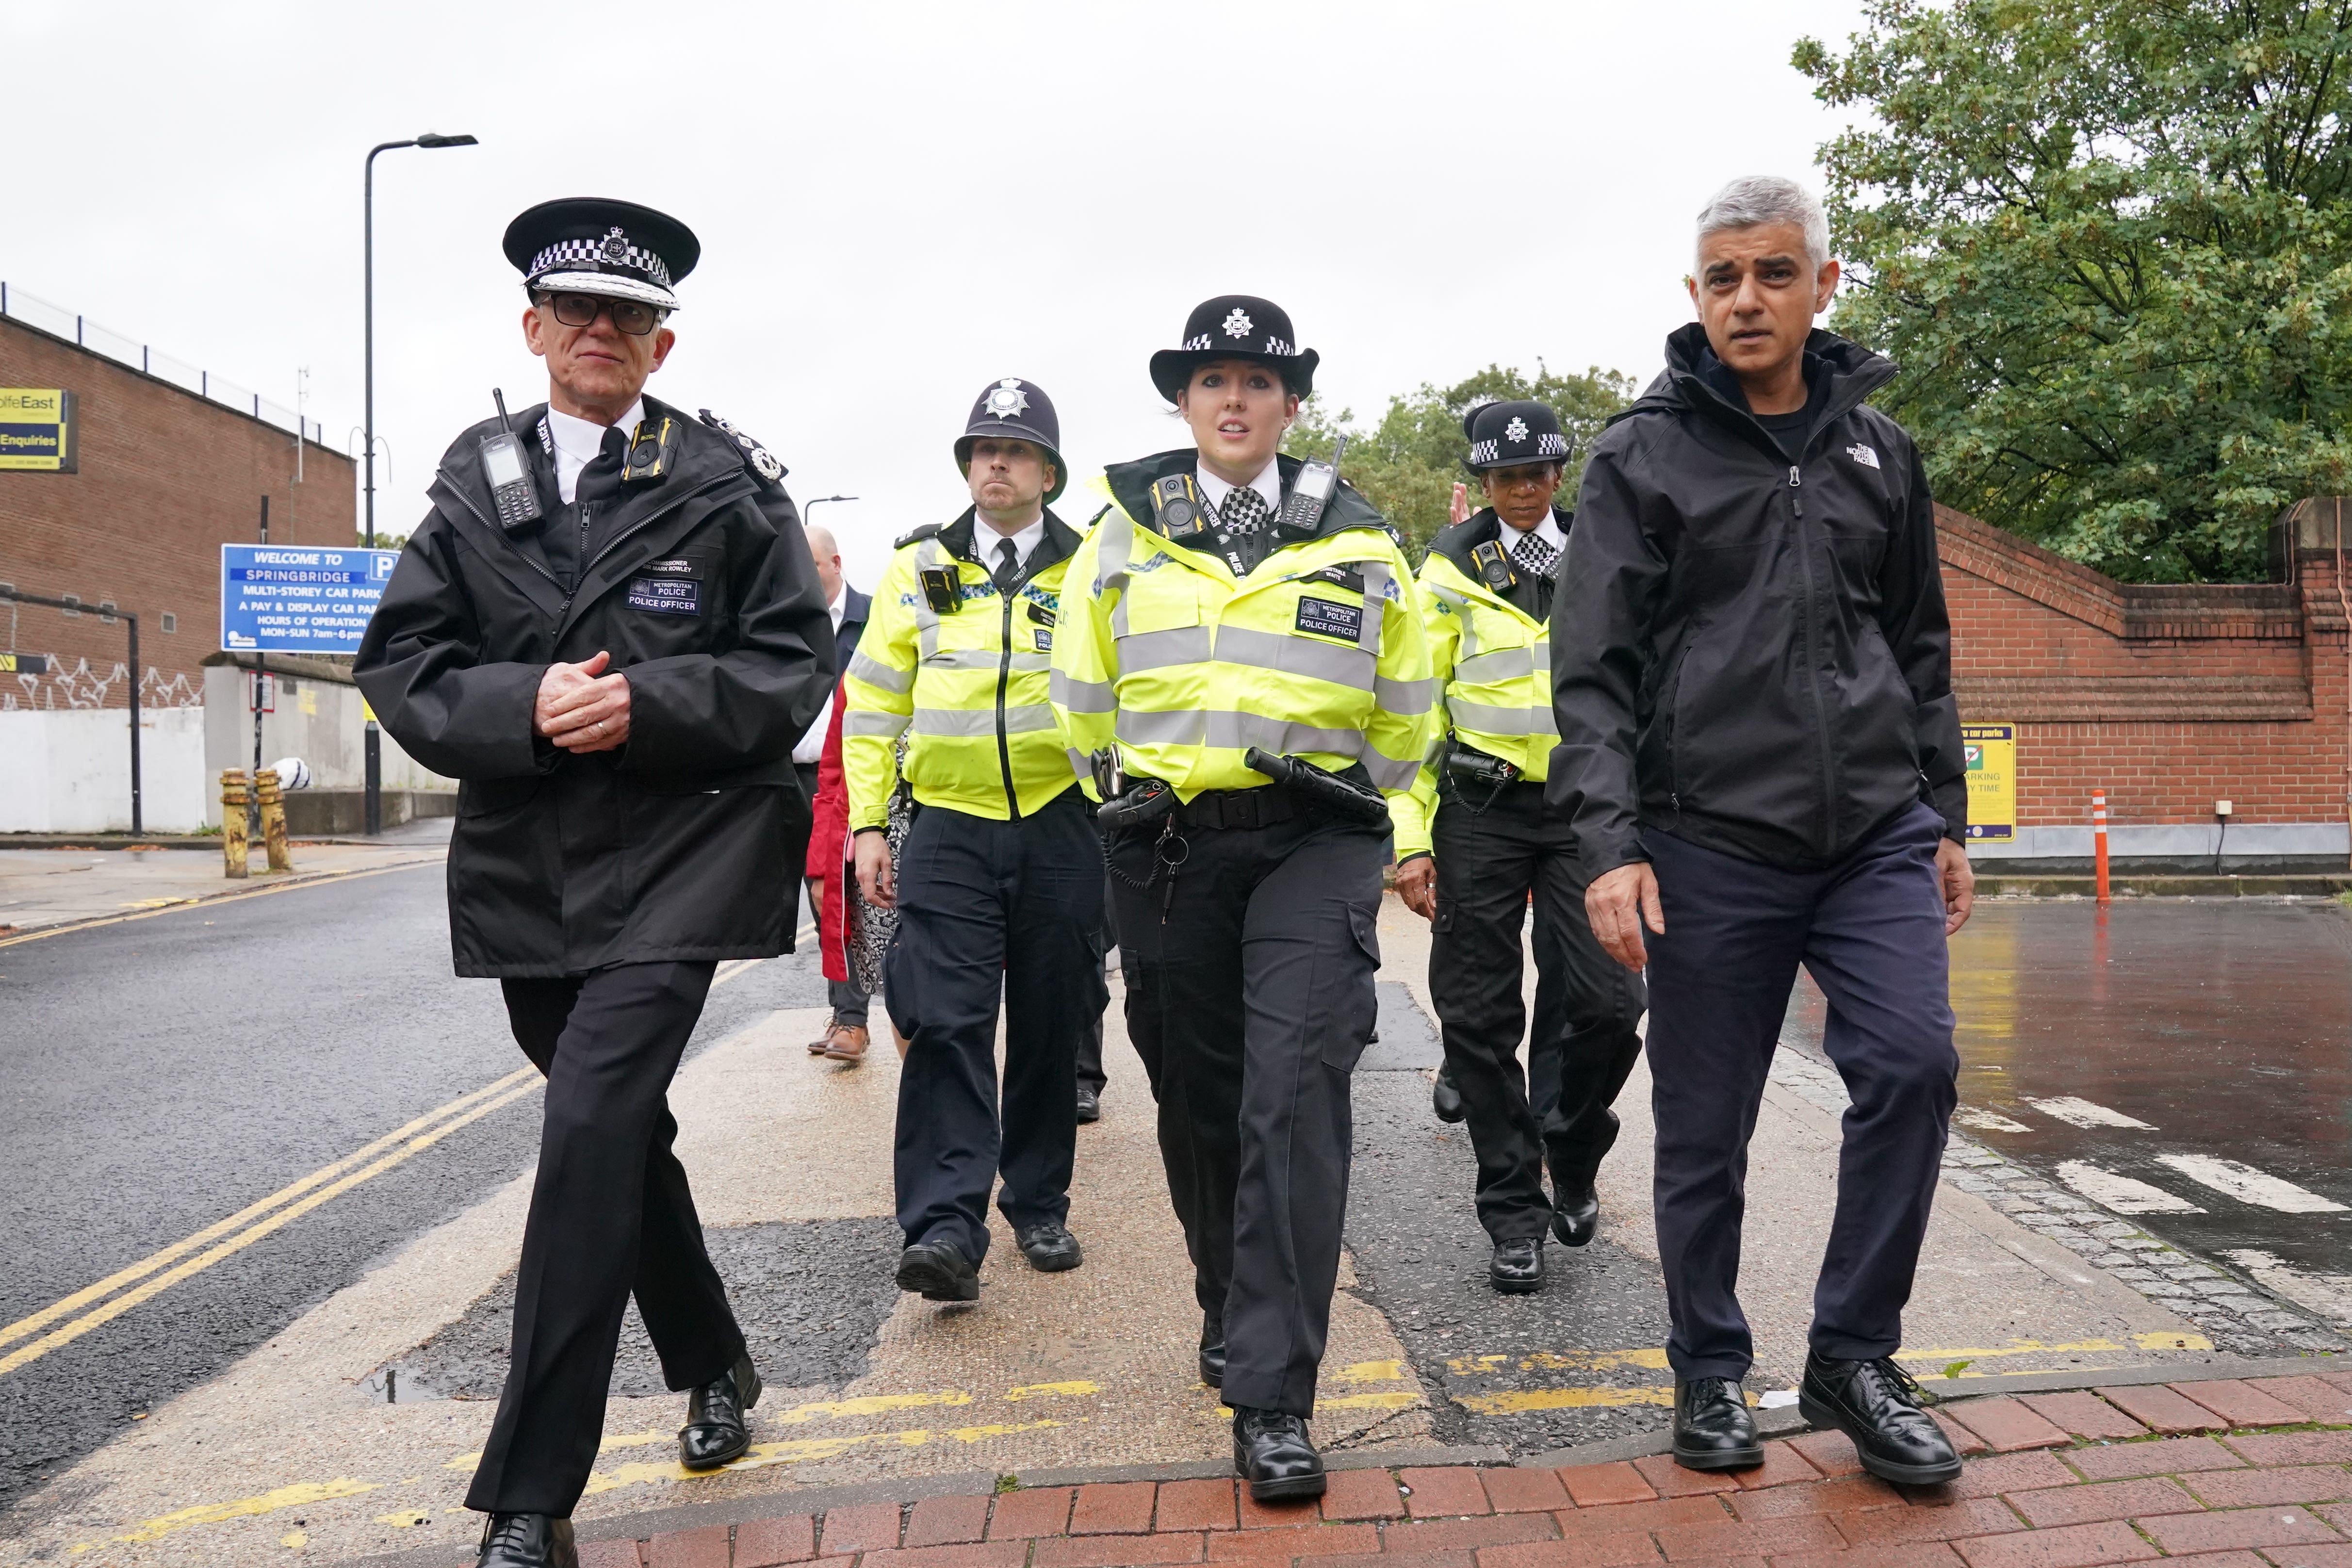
[1076,882,1113,1094]
[1646,802,1959,1381]
[1430,781,1646,1241]
[467,961,743,1517]
[1112,812,1384,1417]
[884,793,1103,1260]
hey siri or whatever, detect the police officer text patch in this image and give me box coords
[626,576,702,615]
[1294,596,1363,642]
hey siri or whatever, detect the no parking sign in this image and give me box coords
[1962,722,2016,842]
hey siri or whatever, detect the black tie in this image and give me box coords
[992,537,1021,593]
[548,426,629,589]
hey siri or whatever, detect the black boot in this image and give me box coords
[476,1513,577,1568]
[1799,1352,1961,1484]
[1075,1085,1101,1124]
[1198,1314,1226,1388]
[896,1239,980,1301]
[1431,1065,1466,1123]
[679,1351,762,1470]
[1489,1237,1544,1294]
[1551,1185,1600,1248]
[1232,1405,1326,1500]
[1672,1376,1763,1471]
[1016,1221,1084,1273]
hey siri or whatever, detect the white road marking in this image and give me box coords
[2159,1154,2348,1213]
[2222,1249,2352,1329]
[2057,1160,2205,1214]
[2025,1096,2155,1130]
[1956,1109,2031,1133]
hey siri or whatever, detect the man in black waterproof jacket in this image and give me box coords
[355,198,833,1568]
[1549,176,1973,1488]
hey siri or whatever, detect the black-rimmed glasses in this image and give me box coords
[543,292,663,336]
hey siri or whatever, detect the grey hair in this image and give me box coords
[1695,176,1830,273]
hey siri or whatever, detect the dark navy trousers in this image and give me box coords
[884,793,1103,1262]
[1644,802,1958,1382]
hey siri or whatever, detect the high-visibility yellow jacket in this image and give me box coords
[1390,510,1566,860]
[1050,450,1435,801]
[842,508,1085,829]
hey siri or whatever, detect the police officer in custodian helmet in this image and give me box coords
[1392,401,1647,1295]
[1050,296,1435,1499]
[355,198,834,1568]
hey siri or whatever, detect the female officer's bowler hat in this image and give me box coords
[1148,295,1319,404]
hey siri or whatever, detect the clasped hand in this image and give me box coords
[536,651,631,752]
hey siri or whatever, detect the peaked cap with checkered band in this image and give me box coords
[502,197,700,311]
[1462,398,1571,473]
[1148,294,1319,403]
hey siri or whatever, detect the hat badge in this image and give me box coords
[984,378,1030,419]
[1504,416,1530,444]
[1222,307,1254,340]
[600,227,631,263]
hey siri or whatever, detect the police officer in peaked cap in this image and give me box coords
[839,377,1104,1303]
[1050,297,1436,1500]
[1393,400,1646,1296]
[356,197,834,1568]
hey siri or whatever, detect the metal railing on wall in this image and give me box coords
[0,280,325,446]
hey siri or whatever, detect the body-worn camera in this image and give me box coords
[919,566,964,615]
[1149,473,1209,538]
[1469,539,1517,593]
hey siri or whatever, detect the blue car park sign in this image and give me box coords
[219,545,400,654]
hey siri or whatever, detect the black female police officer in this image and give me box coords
[1051,296,1435,1498]
[355,198,833,1568]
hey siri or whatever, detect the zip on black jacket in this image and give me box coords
[1547,325,1966,875]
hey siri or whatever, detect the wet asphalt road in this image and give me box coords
[0,864,828,1512]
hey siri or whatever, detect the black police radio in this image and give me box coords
[1276,435,1349,535]
[479,389,544,534]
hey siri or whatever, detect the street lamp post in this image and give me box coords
[803,494,858,530]
[364,131,477,550]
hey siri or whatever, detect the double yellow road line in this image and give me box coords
[0,941,795,1382]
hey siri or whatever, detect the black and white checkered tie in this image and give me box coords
[1512,530,1558,581]
[1218,485,1272,537]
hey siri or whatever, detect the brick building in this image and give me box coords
[0,307,354,712]
[1940,502,2351,872]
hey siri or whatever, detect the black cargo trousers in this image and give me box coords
[1431,778,1646,1242]
[1111,801,1384,1419]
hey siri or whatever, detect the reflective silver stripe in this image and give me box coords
[1213,626,1372,690]
[911,538,945,659]
[1374,674,1437,714]
[1050,669,1117,713]
[1454,646,1537,684]
[909,707,1000,737]
[1447,696,1560,736]
[1008,651,1053,673]
[1066,747,1092,782]
[1356,560,1390,659]
[847,650,913,693]
[843,708,911,738]
[1116,706,1372,758]
[1099,511,1137,638]
[921,647,1002,671]
[1003,702,1059,734]
[1428,584,1481,660]
[1362,745,1422,791]
[1115,707,1205,746]
[1117,625,1212,671]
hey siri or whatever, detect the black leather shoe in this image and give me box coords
[1799,1352,1961,1484]
[1017,1221,1084,1272]
[679,1351,762,1470]
[1551,1186,1600,1248]
[1672,1376,1764,1471]
[896,1239,980,1301]
[1431,1066,1466,1123]
[1232,1405,1326,1500]
[476,1512,577,1568]
[1198,1315,1226,1388]
[1076,1086,1101,1124]
[1490,1237,1544,1294]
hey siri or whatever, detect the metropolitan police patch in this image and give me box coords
[1294,596,1364,643]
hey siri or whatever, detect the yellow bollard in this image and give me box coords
[220,770,250,880]
[255,768,293,873]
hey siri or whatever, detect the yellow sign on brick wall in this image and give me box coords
[0,388,76,472]
[1962,723,2016,843]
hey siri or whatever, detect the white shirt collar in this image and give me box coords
[1195,456,1282,523]
[826,586,847,631]
[544,398,646,505]
[1498,508,1566,559]
[977,515,1045,571]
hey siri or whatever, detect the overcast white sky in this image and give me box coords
[4,0,1873,589]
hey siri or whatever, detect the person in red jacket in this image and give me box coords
[805,688,863,1056]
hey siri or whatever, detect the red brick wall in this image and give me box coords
[1940,503,2350,828]
[0,317,355,710]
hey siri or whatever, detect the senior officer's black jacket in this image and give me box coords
[356,396,834,977]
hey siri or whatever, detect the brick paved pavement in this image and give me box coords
[502,1371,2352,1566]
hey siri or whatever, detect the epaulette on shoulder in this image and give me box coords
[893,523,944,550]
[697,408,788,486]
[1083,504,1111,529]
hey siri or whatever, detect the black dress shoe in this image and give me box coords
[896,1239,980,1301]
[1232,1405,1326,1500]
[1431,1066,1467,1123]
[1076,1086,1101,1123]
[679,1351,762,1470]
[1016,1221,1084,1272]
[1551,1186,1600,1248]
[1799,1352,1961,1484]
[1490,1237,1544,1293]
[1198,1315,1226,1388]
[1672,1376,1764,1471]
[477,1512,577,1568]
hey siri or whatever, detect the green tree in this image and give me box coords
[1797,0,2352,582]
[1284,364,1634,555]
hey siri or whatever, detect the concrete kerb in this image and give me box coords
[0,854,443,940]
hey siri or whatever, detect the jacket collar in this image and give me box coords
[1619,324,1896,462]
[1103,447,1389,552]
[838,584,872,627]
[936,506,1082,577]
[1428,506,1568,620]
